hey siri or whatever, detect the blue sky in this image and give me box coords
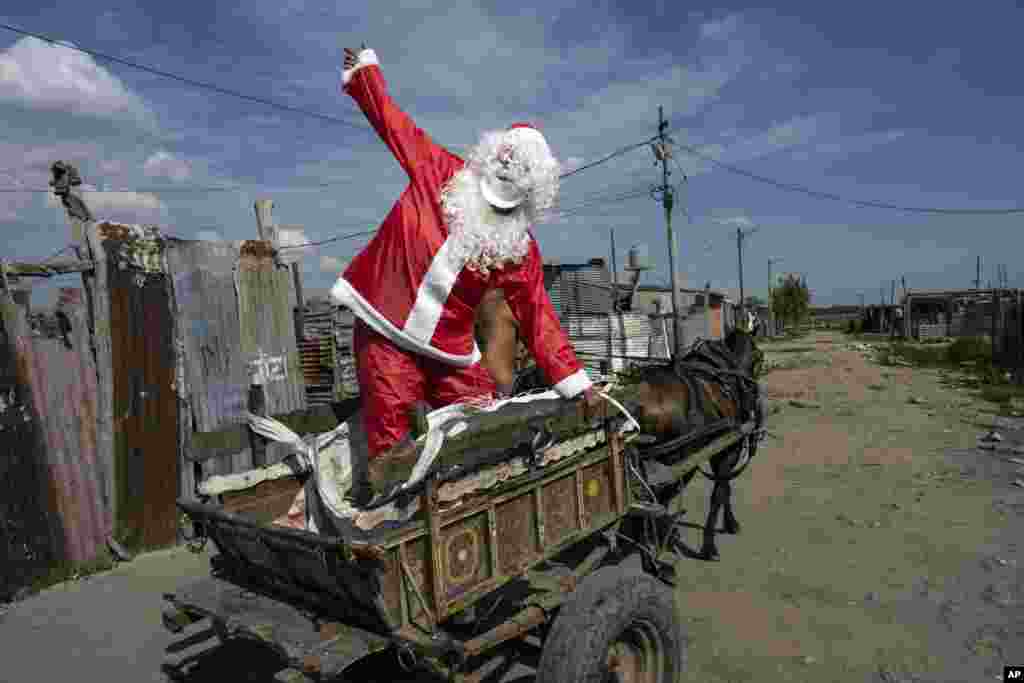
[2,1,1022,307]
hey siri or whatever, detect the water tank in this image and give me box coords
[626,243,651,271]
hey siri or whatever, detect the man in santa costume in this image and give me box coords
[332,45,599,502]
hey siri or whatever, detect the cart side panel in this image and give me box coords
[495,494,537,576]
[541,474,580,547]
[402,536,433,625]
[580,460,616,528]
[379,548,404,627]
[441,512,493,603]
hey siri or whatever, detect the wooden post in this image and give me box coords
[248,350,269,468]
[254,199,275,242]
[291,262,306,344]
[704,283,711,340]
[50,161,116,540]
[250,200,275,469]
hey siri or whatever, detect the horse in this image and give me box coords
[627,328,764,560]
[474,291,765,561]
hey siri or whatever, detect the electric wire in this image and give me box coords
[672,139,1024,216]
[0,22,371,132]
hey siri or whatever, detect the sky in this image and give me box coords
[1,1,1022,308]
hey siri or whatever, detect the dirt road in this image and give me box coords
[672,329,1024,682]
[1,329,1020,682]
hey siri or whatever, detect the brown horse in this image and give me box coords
[474,291,764,561]
[627,329,764,560]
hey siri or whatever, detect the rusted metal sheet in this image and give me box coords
[0,301,63,600]
[104,229,180,550]
[165,240,249,432]
[17,290,109,564]
[236,241,306,417]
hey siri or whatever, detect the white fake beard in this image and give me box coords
[440,167,532,277]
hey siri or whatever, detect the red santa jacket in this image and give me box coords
[330,49,591,399]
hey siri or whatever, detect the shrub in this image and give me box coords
[946,336,992,366]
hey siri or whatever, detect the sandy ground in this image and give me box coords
[670,329,1024,682]
[1,329,1020,682]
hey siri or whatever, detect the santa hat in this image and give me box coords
[479,123,554,210]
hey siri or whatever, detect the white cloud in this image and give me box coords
[789,129,907,162]
[195,230,224,242]
[143,150,192,182]
[320,255,345,273]
[0,36,152,122]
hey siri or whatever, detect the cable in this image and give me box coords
[277,228,377,250]
[544,188,652,221]
[559,137,658,180]
[280,185,655,251]
[674,140,1024,216]
[0,23,371,131]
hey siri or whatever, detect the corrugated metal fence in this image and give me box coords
[0,288,109,599]
[993,295,1024,382]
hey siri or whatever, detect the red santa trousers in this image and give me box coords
[353,319,497,458]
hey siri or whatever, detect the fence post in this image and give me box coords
[50,162,117,542]
[250,200,274,468]
[248,351,269,468]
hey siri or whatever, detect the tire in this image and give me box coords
[536,566,686,683]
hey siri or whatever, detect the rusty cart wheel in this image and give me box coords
[535,566,685,683]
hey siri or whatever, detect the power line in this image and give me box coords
[673,139,1024,216]
[276,228,377,250]
[0,22,371,131]
[275,181,658,252]
[0,140,661,195]
[558,137,658,180]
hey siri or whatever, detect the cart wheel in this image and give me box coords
[536,567,685,683]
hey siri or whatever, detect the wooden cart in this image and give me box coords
[162,402,752,682]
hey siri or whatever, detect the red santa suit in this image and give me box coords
[331,48,592,458]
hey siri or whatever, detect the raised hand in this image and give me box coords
[343,43,367,70]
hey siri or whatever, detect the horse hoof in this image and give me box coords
[698,546,721,562]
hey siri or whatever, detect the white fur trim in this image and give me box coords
[552,369,592,399]
[403,238,462,342]
[330,276,482,367]
[342,48,379,87]
[505,126,548,150]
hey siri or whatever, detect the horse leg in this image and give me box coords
[721,480,741,534]
[698,479,726,561]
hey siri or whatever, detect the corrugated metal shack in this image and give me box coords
[631,285,736,348]
[543,259,658,372]
[299,302,357,405]
[1,217,330,572]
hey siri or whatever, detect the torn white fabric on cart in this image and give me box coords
[249,384,636,532]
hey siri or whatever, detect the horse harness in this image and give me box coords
[637,338,765,480]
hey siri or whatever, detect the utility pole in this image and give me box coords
[733,224,759,321]
[891,279,896,306]
[651,106,684,358]
[609,228,620,311]
[975,255,981,290]
[768,256,782,337]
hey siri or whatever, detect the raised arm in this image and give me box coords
[493,239,593,399]
[342,46,456,181]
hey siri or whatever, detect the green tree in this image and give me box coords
[744,294,766,308]
[771,274,810,329]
